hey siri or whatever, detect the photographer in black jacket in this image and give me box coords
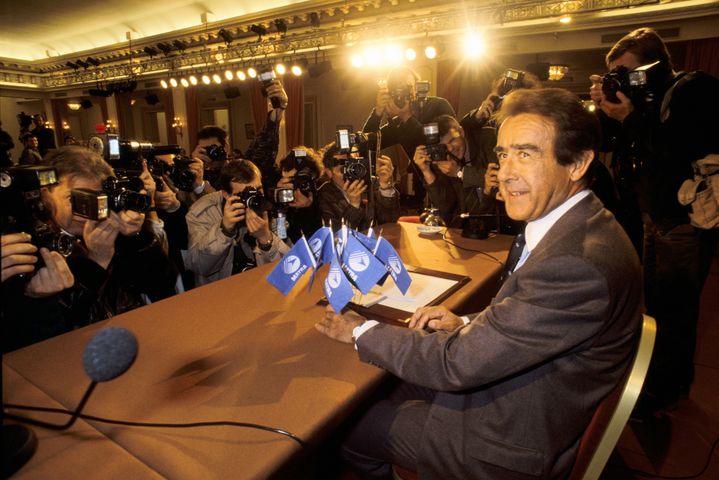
[590,27,719,416]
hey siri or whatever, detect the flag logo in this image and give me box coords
[309,238,323,258]
[388,255,402,275]
[327,266,342,289]
[348,251,369,272]
[282,255,302,275]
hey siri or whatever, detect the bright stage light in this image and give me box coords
[236,70,246,81]
[169,78,178,88]
[189,75,198,85]
[212,74,222,84]
[463,31,486,59]
[405,48,416,61]
[247,67,257,78]
[424,45,437,59]
[180,78,189,87]
[225,70,234,81]
[202,75,211,85]
[351,54,364,68]
[291,65,302,76]
[275,63,286,75]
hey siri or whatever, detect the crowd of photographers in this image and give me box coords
[2,28,718,420]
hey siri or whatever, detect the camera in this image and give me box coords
[602,60,664,107]
[342,157,372,185]
[204,144,227,163]
[335,129,380,156]
[423,123,447,163]
[390,86,412,109]
[415,81,430,100]
[71,189,109,221]
[151,155,197,192]
[234,187,271,214]
[498,69,525,97]
[274,187,294,205]
[1,166,74,258]
[258,69,283,109]
[101,175,152,213]
[291,169,315,196]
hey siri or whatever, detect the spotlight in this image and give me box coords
[275,63,286,75]
[157,42,173,55]
[80,99,93,109]
[225,70,234,81]
[247,67,257,78]
[218,28,234,44]
[236,70,246,81]
[189,75,198,85]
[212,73,222,84]
[86,57,101,67]
[559,15,572,24]
[463,31,486,59]
[424,45,437,59]
[310,12,320,29]
[169,78,178,88]
[160,79,169,89]
[65,61,79,70]
[274,19,288,35]
[250,24,268,38]
[351,54,364,68]
[405,48,416,61]
[202,74,211,85]
[291,65,302,76]
[75,59,90,69]
[173,39,189,51]
[180,78,189,87]
[144,46,159,57]
[384,45,403,64]
[145,94,160,106]
[364,47,381,67]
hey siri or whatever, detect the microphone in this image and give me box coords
[4,326,138,430]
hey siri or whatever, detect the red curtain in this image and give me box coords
[185,88,199,150]
[249,82,268,134]
[50,99,68,146]
[681,37,719,78]
[163,89,177,144]
[283,75,304,150]
[437,59,463,114]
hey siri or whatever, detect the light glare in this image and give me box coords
[463,31,486,59]
[425,45,437,59]
[189,75,198,85]
[405,48,417,61]
[248,67,257,78]
[291,65,302,76]
[275,63,286,75]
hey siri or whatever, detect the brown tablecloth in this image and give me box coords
[3,223,511,479]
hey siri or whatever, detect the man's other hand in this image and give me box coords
[315,305,365,343]
[1,233,38,282]
[408,305,464,332]
[25,248,74,297]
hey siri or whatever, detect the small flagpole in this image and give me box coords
[373,228,384,256]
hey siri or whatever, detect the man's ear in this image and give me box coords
[570,150,594,182]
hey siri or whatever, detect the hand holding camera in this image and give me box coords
[483,163,500,196]
[117,209,145,236]
[24,248,75,298]
[375,80,391,117]
[589,74,634,122]
[343,179,368,208]
[1,233,38,282]
[83,216,120,269]
[222,196,245,233]
[153,178,181,212]
[258,70,288,110]
[376,155,394,189]
[245,208,272,245]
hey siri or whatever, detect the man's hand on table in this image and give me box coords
[408,306,464,332]
[315,305,365,344]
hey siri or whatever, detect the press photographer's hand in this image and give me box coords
[222,197,245,232]
[1,233,38,282]
[84,218,119,269]
[375,80,390,117]
[376,155,394,188]
[483,163,499,196]
[344,179,367,208]
[24,248,74,298]
[246,209,272,245]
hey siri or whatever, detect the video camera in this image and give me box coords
[422,123,447,163]
[258,69,283,109]
[1,166,74,258]
[602,60,665,108]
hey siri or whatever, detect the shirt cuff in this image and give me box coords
[352,320,379,350]
[193,182,207,195]
[461,315,471,325]
[379,186,396,198]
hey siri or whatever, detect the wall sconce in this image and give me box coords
[548,65,569,81]
[172,117,184,138]
[62,121,70,130]
[105,119,117,133]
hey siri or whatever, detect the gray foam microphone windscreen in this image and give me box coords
[82,327,138,382]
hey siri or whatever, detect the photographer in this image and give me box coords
[155,152,214,208]
[362,67,455,209]
[316,142,400,231]
[19,133,43,166]
[590,27,719,416]
[42,146,178,322]
[192,80,287,193]
[31,114,56,157]
[185,159,289,286]
[0,121,13,167]
[274,147,323,242]
[2,233,76,352]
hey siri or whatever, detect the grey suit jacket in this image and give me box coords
[356,193,642,479]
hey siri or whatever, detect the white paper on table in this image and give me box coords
[351,271,460,314]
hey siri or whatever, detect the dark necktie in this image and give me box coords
[500,232,526,283]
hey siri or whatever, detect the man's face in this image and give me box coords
[436,128,465,177]
[608,51,642,72]
[327,152,360,188]
[43,175,102,236]
[226,177,262,197]
[33,116,43,127]
[495,113,579,222]
[26,137,38,149]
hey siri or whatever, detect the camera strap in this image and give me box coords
[660,71,697,123]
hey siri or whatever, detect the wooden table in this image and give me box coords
[3,223,511,479]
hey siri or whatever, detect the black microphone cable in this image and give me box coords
[3,402,306,447]
[440,229,505,265]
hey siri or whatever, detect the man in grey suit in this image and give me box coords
[315,88,642,479]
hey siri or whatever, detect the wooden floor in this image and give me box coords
[602,254,719,479]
